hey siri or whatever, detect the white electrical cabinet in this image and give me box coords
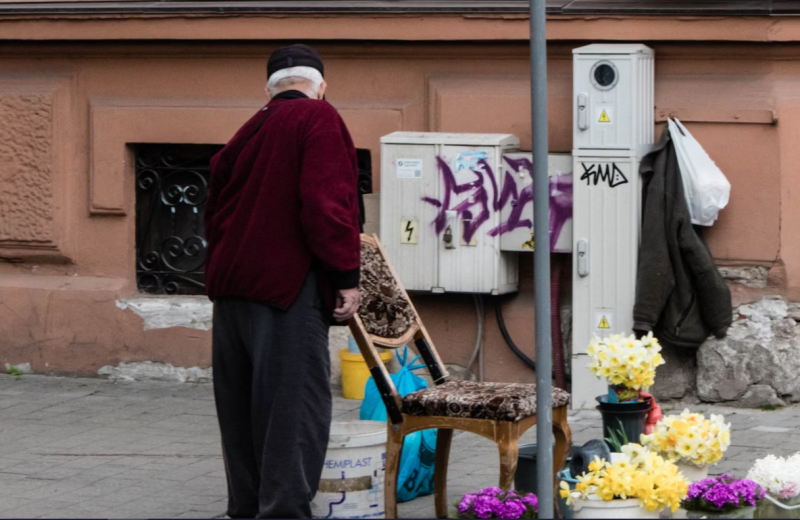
[380,132,520,294]
[571,44,654,408]
[573,44,655,156]
[499,152,573,253]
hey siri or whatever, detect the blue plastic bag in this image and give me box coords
[360,347,436,503]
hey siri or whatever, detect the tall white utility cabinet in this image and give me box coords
[571,44,655,408]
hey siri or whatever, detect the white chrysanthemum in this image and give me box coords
[747,452,800,499]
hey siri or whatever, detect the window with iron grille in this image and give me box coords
[135,143,222,295]
[135,143,373,295]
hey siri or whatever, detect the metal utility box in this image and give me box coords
[380,132,520,294]
[571,44,655,408]
[573,44,654,155]
[498,152,573,253]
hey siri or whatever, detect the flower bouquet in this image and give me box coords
[455,487,538,519]
[560,443,689,518]
[640,409,731,481]
[746,452,800,518]
[587,332,665,403]
[681,474,765,518]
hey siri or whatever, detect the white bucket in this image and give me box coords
[571,497,660,519]
[675,461,709,483]
[311,421,387,520]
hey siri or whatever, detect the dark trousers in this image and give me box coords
[212,272,332,519]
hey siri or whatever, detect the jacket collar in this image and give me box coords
[270,90,309,101]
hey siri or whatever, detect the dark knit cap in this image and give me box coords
[267,44,324,79]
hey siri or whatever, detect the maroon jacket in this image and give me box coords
[204,91,361,310]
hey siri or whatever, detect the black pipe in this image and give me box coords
[495,296,537,372]
[495,295,571,385]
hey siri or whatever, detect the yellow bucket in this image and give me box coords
[339,349,392,400]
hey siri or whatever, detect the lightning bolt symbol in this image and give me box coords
[405,221,414,242]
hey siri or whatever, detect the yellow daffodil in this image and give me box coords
[640,411,731,467]
[586,333,666,391]
[567,444,689,514]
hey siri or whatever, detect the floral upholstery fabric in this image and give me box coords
[358,242,416,339]
[402,380,571,422]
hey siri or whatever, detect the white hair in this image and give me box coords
[267,66,323,97]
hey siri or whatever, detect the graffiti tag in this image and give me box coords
[421,155,573,251]
[579,162,628,188]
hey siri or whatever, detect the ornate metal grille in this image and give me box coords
[135,144,223,295]
[135,144,373,295]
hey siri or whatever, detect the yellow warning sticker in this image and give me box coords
[598,109,611,123]
[400,219,418,244]
[594,311,614,332]
[521,233,535,250]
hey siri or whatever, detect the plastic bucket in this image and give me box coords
[515,444,580,519]
[556,469,579,519]
[311,421,387,519]
[754,494,800,519]
[571,497,660,519]
[340,349,392,400]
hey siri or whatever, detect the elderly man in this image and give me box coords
[204,44,362,519]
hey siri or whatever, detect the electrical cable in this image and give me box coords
[466,293,485,380]
[495,296,537,372]
[478,295,485,382]
[496,295,572,386]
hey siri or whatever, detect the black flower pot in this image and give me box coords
[514,443,580,493]
[595,395,652,451]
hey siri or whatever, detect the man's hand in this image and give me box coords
[333,288,361,322]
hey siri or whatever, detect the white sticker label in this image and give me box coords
[594,311,614,333]
[397,159,423,179]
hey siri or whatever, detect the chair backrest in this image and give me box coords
[349,234,450,424]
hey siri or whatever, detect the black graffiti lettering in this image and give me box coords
[580,162,628,188]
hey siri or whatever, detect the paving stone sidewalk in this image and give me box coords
[0,375,799,519]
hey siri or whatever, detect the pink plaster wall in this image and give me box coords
[0,39,793,381]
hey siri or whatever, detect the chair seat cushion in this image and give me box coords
[401,380,571,422]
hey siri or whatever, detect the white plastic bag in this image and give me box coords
[668,118,731,226]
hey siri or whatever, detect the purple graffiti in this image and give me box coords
[422,156,492,244]
[422,155,573,251]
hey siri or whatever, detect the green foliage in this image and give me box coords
[760,404,784,411]
[604,418,629,452]
[6,366,23,377]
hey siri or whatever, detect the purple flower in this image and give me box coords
[703,482,739,509]
[522,493,539,512]
[457,490,538,519]
[495,499,526,519]
[480,487,505,497]
[458,494,478,515]
[683,476,766,513]
[473,496,504,519]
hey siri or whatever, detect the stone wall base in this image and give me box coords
[651,296,800,407]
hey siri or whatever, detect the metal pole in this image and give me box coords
[530,0,553,518]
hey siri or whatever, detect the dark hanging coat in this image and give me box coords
[204,91,361,311]
[632,127,732,348]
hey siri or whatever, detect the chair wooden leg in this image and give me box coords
[553,407,573,518]
[434,428,453,519]
[385,424,405,519]
[497,425,519,491]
